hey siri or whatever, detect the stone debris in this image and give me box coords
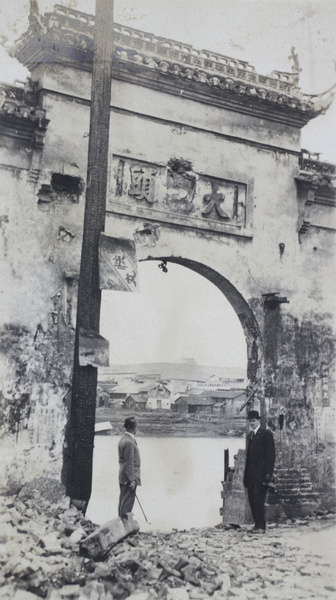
[81,515,140,559]
[0,481,335,599]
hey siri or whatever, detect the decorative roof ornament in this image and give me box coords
[28,0,45,34]
[288,46,301,73]
[9,4,336,125]
[288,46,302,88]
[29,0,39,17]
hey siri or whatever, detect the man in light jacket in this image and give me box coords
[118,416,141,519]
[243,409,275,534]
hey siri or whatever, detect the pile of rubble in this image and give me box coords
[0,478,335,600]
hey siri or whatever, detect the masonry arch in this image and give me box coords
[88,256,262,525]
[141,255,263,399]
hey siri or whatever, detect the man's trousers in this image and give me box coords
[247,482,267,530]
[118,484,136,519]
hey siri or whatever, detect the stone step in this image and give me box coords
[281,493,319,501]
[276,475,311,482]
[277,483,314,491]
[275,469,310,475]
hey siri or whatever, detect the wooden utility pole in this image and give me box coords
[64,0,114,508]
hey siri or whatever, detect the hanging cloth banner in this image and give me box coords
[79,327,110,367]
[99,233,139,292]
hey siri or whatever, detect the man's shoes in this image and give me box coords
[250,528,265,534]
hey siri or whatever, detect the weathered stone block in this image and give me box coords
[80,514,139,559]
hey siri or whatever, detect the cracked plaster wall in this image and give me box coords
[0,62,335,504]
[0,151,85,492]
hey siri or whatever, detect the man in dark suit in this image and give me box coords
[243,409,275,534]
[118,416,141,519]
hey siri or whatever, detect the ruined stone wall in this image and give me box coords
[0,115,86,491]
[0,58,335,506]
[264,308,336,506]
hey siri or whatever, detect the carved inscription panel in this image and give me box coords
[109,155,252,236]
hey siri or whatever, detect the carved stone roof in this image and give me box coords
[0,82,49,148]
[11,4,336,127]
[1,84,47,123]
[297,151,336,201]
[296,152,336,236]
[299,151,336,178]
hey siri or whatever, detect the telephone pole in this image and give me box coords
[64,0,114,509]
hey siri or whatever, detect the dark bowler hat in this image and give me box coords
[124,416,137,430]
[248,410,260,420]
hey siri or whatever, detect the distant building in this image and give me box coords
[202,389,247,417]
[174,395,216,414]
[123,383,172,411]
[173,388,247,416]
[98,363,247,404]
[135,373,161,382]
[99,371,135,384]
[213,401,226,414]
[147,384,171,410]
[110,382,146,404]
[220,390,247,417]
[195,375,246,389]
[96,388,111,408]
[124,393,148,412]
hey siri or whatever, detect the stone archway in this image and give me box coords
[1,2,335,513]
[143,256,263,408]
[138,255,263,525]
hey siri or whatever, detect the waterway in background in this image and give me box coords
[86,436,244,532]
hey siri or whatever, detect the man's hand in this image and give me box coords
[264,474,272,483]
[129,481,136,490]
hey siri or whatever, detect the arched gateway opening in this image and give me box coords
[88,257,262,529]
[145,256,262,392]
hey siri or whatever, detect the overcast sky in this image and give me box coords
[101,262,247,368]
[0,1,335,368]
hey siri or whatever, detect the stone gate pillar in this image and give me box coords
[261,297,335,516]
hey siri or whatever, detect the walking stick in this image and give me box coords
[134,491,150,523]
